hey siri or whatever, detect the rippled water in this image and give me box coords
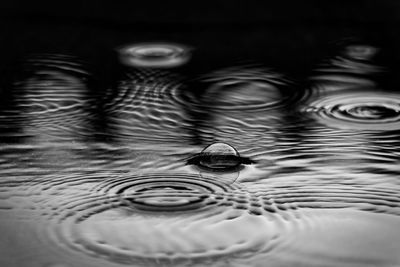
[1,43,400,267]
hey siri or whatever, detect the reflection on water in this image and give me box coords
[1,44,400,267]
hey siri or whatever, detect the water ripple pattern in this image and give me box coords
[0,54,92,141]
[300,44,400,130]
[102,69,198,144]
[201,66,294,111]
[21,172,288,264]
[1,47,400,267]
[309,44,382,91]
[118,42,191,68]
[303,91,400,130]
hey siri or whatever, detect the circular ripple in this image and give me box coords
[46,173,281,263]
[302,91,400,130]
[94,174,235,212]
[344,45,378,61]
[118,42,191,68]
[188,142,242,170]
[201,66,294,111]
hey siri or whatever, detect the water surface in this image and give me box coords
[0,42,400,267]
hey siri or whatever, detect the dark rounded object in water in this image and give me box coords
[187,142,255,171]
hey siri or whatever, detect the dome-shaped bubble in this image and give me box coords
[199,142,242,169]
[187,142,254,175]
[118,42,191,68]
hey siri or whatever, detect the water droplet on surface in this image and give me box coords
[199,142,241,169]
[187,143,255,184]
[188,142,254,171]
[118,42,191,68]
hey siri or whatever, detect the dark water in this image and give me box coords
[1,20,400,267]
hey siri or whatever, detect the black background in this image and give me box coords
[0,0,399,81]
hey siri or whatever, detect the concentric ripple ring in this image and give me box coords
[118,42,191,68]
[302,91,400,130]
[47,174,281,263]
[111,175,235,212]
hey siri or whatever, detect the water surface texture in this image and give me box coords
[1,43,400,267]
